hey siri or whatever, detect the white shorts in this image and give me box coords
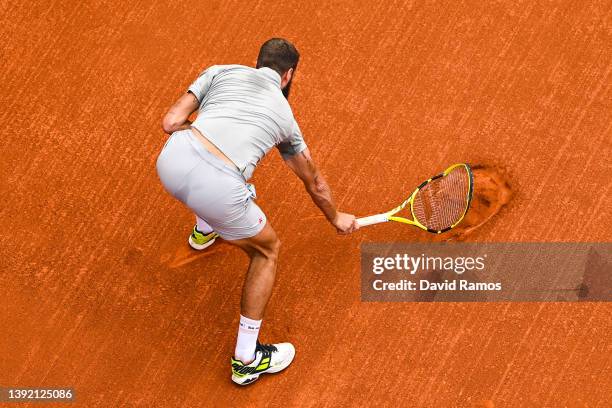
[156,129,266,240]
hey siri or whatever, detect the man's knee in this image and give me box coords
[262,236,281,261]
[271,237,281,257]
[234,222,280,260]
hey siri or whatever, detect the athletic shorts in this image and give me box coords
[156,129,266,240]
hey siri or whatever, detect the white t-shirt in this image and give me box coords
[188,64,307,180]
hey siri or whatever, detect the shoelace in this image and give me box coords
[255,342,278,356]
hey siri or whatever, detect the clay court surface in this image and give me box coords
[1,1,611,406]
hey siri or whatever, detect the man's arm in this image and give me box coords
[283,148,358,234]
[161,92,200,134]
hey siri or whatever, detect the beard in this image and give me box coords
[282,77,293,100]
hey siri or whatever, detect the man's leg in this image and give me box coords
[226,220,295,385]
[231,222,280,319]
[228,222,280,363]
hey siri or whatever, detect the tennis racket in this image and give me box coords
[356,163,474,233]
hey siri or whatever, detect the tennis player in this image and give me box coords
[156,38,358,385]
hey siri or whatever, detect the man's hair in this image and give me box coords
[256,38,300,76]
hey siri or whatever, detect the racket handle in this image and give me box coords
[356,214,388,227]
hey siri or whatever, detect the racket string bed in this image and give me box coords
[412,167,470,231]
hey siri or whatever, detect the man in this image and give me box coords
[156,38,358,386]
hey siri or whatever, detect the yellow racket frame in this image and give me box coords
[356,163,474,234]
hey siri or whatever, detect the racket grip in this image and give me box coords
[356,214,388,227]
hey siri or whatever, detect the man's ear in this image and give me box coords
[281,68,294,88]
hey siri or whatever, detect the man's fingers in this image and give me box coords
[335,217,358,235]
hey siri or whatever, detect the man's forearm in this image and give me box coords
[305,174,338,222]
[163,119,192,134]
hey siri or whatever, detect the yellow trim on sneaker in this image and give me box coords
[191,226,218,245]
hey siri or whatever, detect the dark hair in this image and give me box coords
[256,38,299,76]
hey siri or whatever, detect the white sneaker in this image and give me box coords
[188,225,219,250]
[231,342,296,385]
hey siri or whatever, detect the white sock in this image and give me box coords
[235,315,261,364]
[196,215,213,234]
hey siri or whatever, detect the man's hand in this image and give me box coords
[162,92,200,134]
[333,212,359,234]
